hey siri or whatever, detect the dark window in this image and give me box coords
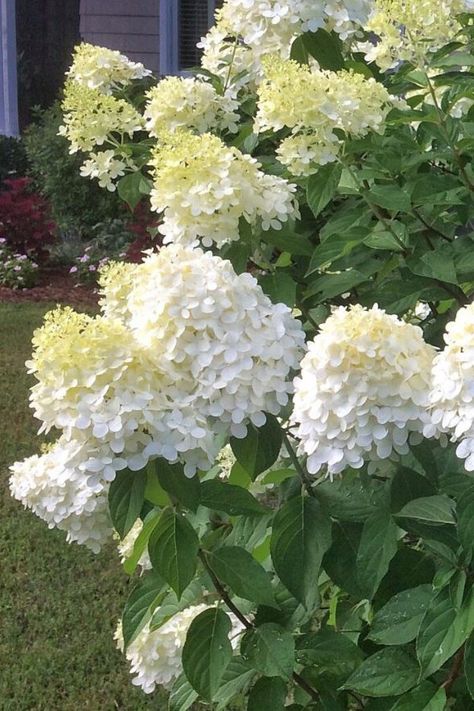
[178,0,223,70]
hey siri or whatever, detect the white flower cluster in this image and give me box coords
[144,76,239,136]
[149,130,299,247]
[67,42,152,93]
[115,605,244,693]
[79,150,128,191]
[9,436,117,552]
[358,0,470,71]
[426,304,474,471]
[291,305,436,476]
[255,57,396,175]
[10,245,304,547]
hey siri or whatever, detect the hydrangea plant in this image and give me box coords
[10,1,474,707]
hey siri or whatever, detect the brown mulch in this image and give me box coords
[0,267,99,309]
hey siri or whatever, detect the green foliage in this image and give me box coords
[0,135,28,185]
[23,104,122,235]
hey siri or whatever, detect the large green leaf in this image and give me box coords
[296,628,363,680]
[389,683,446,710]
[155,458,201,512]
[168,673,198,711]
[208,546,276,607]
[247,676,287,711]
[259,271,297,307]
[148,508,199,599]
[342,648,420,697]
[417,586,474,677]
[302,29,345,70]
[230,415,282,479]
[323,522,365,599]
[241,623,295,679]
[368,184,411,212]
[456,483,474,559]
[108,467,147,538]
[368,585,435,646]
[271,495,332,609]
[122,572,166,649]
[307,164,343,218]
[396,495,456,525]
[182,607,233,700]
[214,657,255,710]
[200,480,268,516]
[356,511,398,599]
[150,577,204,631]
[390,468,436,514]
[117,171,148,210]
[316,472,389,522]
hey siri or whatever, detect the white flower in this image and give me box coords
[79,150,127,191]
[427,304,474,471]
[115,606,245,693]
[291,305,436,476]
[149,130,299,248]
[9,435,120,552]
[67,42,151,93]
[116,519,152,571]
[144,76,239,136]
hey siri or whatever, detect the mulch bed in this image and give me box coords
[0,267,99,308]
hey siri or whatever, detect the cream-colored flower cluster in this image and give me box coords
[291,305,436,476]
[144,76,239,136]
[358,0,470,71]
[59,81,143,154]
[10,245,304,547]
[149,131,299,247]
[254,58,396,175]
[426,304,474,471]
[79,150,128,191]
[9,435,118,552]
[114,605,244,693]
[67,42,151,93]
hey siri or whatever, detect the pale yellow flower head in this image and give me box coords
[67,42,152,93]
[149,130,298,247]
[359,0,470,71]
[59,81,144,153]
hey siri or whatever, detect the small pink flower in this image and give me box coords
[89,265,97,272]
[69,266,78,273]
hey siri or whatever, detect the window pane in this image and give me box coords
[178,0,223,70]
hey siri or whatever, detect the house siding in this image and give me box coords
[79,0,159,73]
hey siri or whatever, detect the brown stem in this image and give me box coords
[442,646,464,695]
[282,432,315,498]
[198,549,321,703]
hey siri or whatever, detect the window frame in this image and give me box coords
[0,0,19,136]
[159,0,217,76]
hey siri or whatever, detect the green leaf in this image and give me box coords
[150,577,203,631]
[108,467,147,538]
[368,185,411,212]
[208,546,276,607]
[259,225,314,256]
[410,174,462,204]
[214,657,255,710]
[168,673,198,711]
[200,480,268,516]
[155,459,201,512]
[296,628,363,679]
[182,607,233,701]
[408,248,458,285]
[390,683,446,710]
[316,472,389,522]
[241,623,295,679]
[260,271,297,308]
[356,511,398,599]
[396,495,456,525]
[117,171,146,210]
[144,461,169,506]
[390,467,436,514]
[465,633,474,700]
[417,586,474,677]
[342,648,420,697]
[122,572,166,649]
[148,508,199,599]
[247,676,287,711]
[368,585,435,646]
[457,483,474,559]
[123,509,160,575]
[323,522,365,599]
[271,496,331,610]
[230,415,282,479]
[307,163,343,218]
[302,29,345,70]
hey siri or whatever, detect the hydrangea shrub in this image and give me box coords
[10,1,474,707]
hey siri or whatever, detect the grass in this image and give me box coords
[0,303,165,710]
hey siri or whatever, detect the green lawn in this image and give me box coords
[0,303,164,710]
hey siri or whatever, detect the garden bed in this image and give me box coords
[0,266,98,308]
